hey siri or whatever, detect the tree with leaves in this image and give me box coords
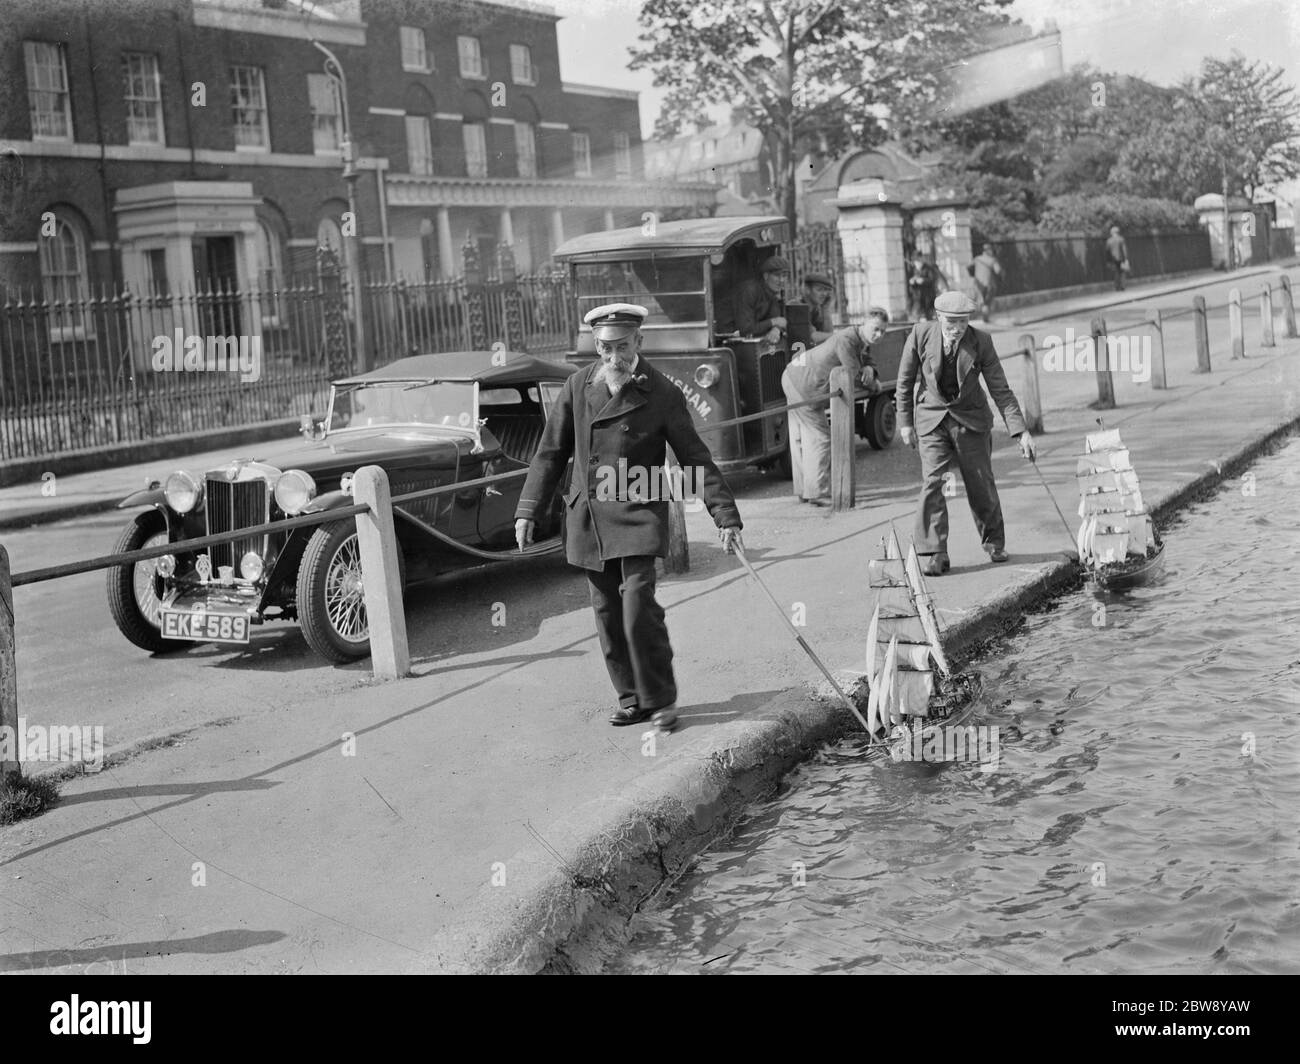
[630,0,1015,237]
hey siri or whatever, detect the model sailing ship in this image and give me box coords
[864,529,981,763]
[1075,425,1165,590]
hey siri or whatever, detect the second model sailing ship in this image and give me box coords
[864,529,981,763]
[1075,426,1165,590]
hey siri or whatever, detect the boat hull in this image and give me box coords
[863,672,986,765]
[1089,536,1166,590]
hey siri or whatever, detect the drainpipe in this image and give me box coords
[374,158,393,284]
[83,4,122,292]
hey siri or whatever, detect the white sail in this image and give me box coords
[905,545,951,677]
[885,527,904,559]
[887,640,936,671]
[1128,513,1154,553]
[868,557,908,588]
[896,670,935,718]
[1085,428,1124,453]
[1120,486,1145,513]
[866,679,883,737]
[1079,488,1125,517]
[879,635,900,727]
[1091,530,1130,563]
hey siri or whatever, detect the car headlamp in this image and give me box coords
[274,469,317,515]
[240,551,265,582]
[164,471,203,514]
[694,364,720,389]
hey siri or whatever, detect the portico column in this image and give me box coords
[436,207,454,279]
[499,207,515,249]
[550,208,565,253]
[603,209,616,231]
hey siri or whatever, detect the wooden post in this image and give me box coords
[351,466,410,680]
[1090,316,1116,409]
[1146,309,1167,390]
[829,366,855,511]
[662,445,690,575]
[1193,295,1212,373]
[1260,284,1276,348]
[1018,334,1043,433]
[0,546,19,783]
[1229,287,1244,359]
[1280,276,1298,338]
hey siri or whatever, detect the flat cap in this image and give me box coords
[760,255,791,275]
[934,291,978,318]
[584,302,648,336]
[803,271,834,288]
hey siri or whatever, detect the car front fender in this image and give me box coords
[117,486,166,510]
[302,490,354,514]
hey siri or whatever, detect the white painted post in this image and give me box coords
[1260,284,1276,348]
[351,466,410,680]
[1018,334,1043,432]
[1146,309,1167,390]
[1229,287,1245,359]
[829,366,855,511]
[0,546,19,781]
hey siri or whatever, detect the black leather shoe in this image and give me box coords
[988,547,1009,563]
[922,553,950,576]
[651,704,678,731]
[609,704,656,726]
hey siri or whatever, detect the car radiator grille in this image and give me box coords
[205,477,270,572]
[760,350,789,403]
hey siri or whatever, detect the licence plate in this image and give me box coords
[160,609,250,644]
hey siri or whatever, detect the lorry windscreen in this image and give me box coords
[574,259,706,325]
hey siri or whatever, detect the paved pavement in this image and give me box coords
[1,265,1298,974]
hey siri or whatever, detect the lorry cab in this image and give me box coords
[553,216,800,470]
[552,216,900,473]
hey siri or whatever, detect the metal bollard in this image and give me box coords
[0,546,19,782]
[1193,295,1212,373]
[829,366,855,511]
[1229,287,1244,359]
[1260,285,1276,348]
[1090,316,1116,409]
[1146,308,1167,389]
[1018,334,1044,432]
[1280,276,1298,338]
[352,466,411,680]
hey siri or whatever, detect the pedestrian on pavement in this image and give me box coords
[907,251,938,321]
[801,270,836,343]
[515,303,744,731]
[970,244,1003,319]
[733,255,789,340]
[1105,225,1130,291]
[895,291,1036,576]
[780,309,887,506]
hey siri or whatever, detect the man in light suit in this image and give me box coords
[515,304,743,730]
[895,291,1036,576]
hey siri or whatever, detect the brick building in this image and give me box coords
[0,0,717,311]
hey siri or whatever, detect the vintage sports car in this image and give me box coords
[107,352,574,663]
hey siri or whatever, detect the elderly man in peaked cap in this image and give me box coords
[895,290,1036,576]
[515,303,743,731]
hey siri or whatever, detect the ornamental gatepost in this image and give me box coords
[462,237,489,350]
[317,245,354,381]
[497,243,525,353]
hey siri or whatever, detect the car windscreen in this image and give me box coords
[574,258,706,325]
[329,381,477,433]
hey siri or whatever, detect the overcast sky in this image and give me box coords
[552,0,1300,141]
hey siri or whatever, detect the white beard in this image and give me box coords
[593,360,634,394]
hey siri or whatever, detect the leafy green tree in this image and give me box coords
[630,0,1015,236]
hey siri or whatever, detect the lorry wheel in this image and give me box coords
[864,394,896,450]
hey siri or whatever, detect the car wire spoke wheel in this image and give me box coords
[106,510,185,653]
[323,533,368,642]
[132,530,171,626]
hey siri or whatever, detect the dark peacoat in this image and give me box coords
[516,357,742,571]
[894,321,1028,438]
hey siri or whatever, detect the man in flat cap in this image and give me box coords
[515,303,744,730]
[732,255,790,340]
[895,290,1035,576]
[781,309,888,505]
[801,271,836,343]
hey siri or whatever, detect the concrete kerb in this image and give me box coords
[431,408,1300,975]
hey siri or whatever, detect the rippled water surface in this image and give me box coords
[611,437,1300,974]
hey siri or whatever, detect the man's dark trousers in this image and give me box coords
[914,413,1005,554]
[587,555,676,712]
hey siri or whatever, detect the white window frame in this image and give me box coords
[463,121,487,178]
[230,65,269,152]
[457,36,484,79]
[253,221,284,326]
[400,26,431,73]
[123,52,164,146]
[514,121,537,178]
[39,213,92,340]
[405,114,434,176]
[307,72,343,155]
[572,131,591,178]
[509,44,535,86]
[25,41,73,141]
[614,131,632,178]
